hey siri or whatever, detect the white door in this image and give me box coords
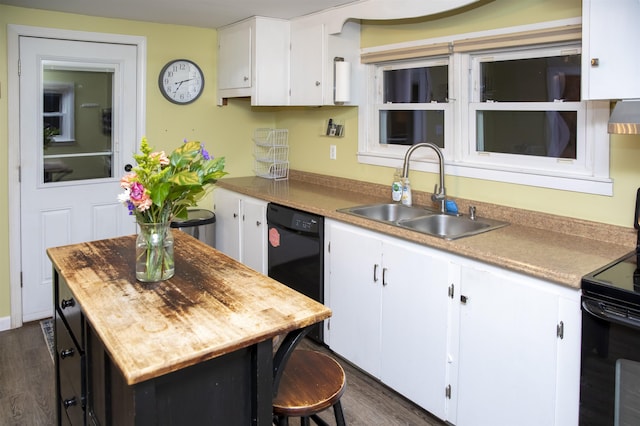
[19,37,138,321]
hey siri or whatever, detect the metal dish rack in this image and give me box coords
[253,128,289,180]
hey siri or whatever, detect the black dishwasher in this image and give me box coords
[267,203,324,343]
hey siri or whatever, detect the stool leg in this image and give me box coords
[278,416,289,426]
[334,401,346,426]
[301,417,311,426]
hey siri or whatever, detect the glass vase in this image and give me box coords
[135,222,175,282]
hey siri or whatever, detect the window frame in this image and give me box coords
[43,81,75,144]
[358,18,612,196]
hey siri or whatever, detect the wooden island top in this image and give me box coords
[47,231,331,386]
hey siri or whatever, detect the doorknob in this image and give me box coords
[124,164,133,172]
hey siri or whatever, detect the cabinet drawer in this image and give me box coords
[56,275,83,348]
[56,317,84,425]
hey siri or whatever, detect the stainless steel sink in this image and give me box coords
[397,214,508,240]
[338,203,435,223]
[338,203,508,240]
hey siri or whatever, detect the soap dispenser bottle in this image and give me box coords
[401,177,412,206]
[391,168,403,202]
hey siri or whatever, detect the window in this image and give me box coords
[359,19,612,195]
[43,82,75,145]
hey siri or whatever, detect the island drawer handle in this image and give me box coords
[60,348,75,359]
[63,397,77,408]
[61,298,75,309]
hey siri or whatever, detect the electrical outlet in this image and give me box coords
[330,145,337,160]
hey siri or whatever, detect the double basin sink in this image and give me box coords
[338,203,508,240]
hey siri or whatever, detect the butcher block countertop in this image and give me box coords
[47,232,331,385]
[217,171,637,290]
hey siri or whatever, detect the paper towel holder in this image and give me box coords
[333,57,351,105]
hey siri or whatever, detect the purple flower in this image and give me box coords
[127,201,135,215]
[200,143,211,160]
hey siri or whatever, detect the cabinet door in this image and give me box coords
[454,264,560,426]
[214,189,241,261]
[582,0,640,99]
[327,221,383,377]
[241,196,267,274]
[218,20,251,91]
[290,22,325,106]
[379,238,450,419]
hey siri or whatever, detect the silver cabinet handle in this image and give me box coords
[382,267,388,286]
[373,264,379,282]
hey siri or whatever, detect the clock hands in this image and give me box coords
[173,78,194,93]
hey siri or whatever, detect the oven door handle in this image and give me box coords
[582,299,640,329]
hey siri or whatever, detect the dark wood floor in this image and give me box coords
[0,321,56,425]
[0,322,445,426]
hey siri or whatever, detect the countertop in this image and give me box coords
[47,232,331,385]
[217,171,637,289]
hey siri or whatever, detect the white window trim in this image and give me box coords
[357,18,613,196]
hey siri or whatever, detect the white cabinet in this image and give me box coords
[581,0,640,100]
[289,19,361,106]
[448,261,581,426]
[326,220,450,418]
[217,17,290,106]
[325,219,580,425]
[213,188,267,274]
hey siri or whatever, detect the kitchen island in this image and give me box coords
[48,231,331,425]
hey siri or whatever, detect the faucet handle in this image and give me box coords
[469,206,476,220]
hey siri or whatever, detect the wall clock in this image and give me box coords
[158,59,204,105]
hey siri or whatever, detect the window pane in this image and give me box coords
[476,110,576,159]
[480,55,581,102]
[380,110,444,147]
[383,65,448,103]
[44,155,112,183]
[43,92,62,112]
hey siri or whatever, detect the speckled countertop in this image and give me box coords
[217,171,637,290]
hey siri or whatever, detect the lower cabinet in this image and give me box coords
[326,220,450,419]
[325,219,580,425]
[214,188,267,274]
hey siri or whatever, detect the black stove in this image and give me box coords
[579,188,640,426]
[582,250,640,308]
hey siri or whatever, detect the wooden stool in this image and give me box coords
[273,349,347,426]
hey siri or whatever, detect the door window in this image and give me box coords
[42,66,114,183]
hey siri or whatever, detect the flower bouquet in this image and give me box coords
[119,137,226,282]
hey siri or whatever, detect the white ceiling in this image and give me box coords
[0,0,360,29]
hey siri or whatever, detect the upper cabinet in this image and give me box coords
[289,19,361,106]
[581,0,640,100]
[217,17,290,106]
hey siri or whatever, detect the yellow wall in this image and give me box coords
[276,0,640,229]
[0,5,276,320]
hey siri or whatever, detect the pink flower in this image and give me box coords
[135,196,153,212]
[151,151,170,166]
[120,173,137,189]
[129,182,146,201]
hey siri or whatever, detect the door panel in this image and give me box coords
[20,36,138,321]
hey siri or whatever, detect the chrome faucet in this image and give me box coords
[401,142,447,213]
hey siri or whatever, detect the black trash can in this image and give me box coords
[170,209,216,248]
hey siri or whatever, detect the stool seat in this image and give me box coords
[273,349,346,420]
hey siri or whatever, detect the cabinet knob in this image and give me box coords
[315,81,321,87]
[233,213,238,218]
[590,58,599,67]
[243,76,249,82]
[460,295,468,304]
[63,397,77,408]
[60,348,75,359]
[256,220,261,226]
[60,298,75,309]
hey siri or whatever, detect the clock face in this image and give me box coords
[158,59,204,104]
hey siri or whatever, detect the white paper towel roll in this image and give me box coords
[334,61,351,103]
